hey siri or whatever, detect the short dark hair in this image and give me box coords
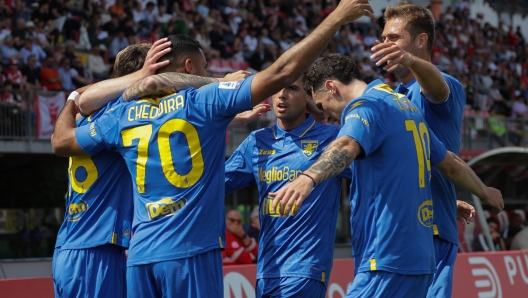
[304,54,362,95]
[113,43,151,78]
[157,34,203,71]
[384,0,435,54]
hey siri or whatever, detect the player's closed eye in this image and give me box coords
[228,218,242,224]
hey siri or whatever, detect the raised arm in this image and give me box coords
[436,151,504,213]
[370,40,449,102]
[250,0,374,106]
[122,70,253,102]
[78,38,172,115]
[270,135,362,216]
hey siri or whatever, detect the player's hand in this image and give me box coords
[456,200,475,224]
[139,38,172,78]
[269,174,314,216]
[332,0,375,25]
[222,70,253,82]
[370,40,416,71]
[482,187,504,214]
[228,103,271,128]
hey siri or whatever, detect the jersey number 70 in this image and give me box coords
[405,120,431,188]
[121,119,205,193]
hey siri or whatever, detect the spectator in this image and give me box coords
[108,0,125,19]
[511,96,528,119]
[63,40,77,64]
[58,57,90,91]
[21,54,41,90]
[222,209,258,265]
[71,57,93,89]
[0,36,23,66]
[86,46,110,80]
[40,56,62,91]
[245,206,260,241]
[5,59,23,89]
[0,0,11,21]
[11,0,30,24]
[20,38,46,66]
[473,218,506,251]
[75,21,92,51]
[248,43,270,71]
[511,226,528,250]
[154,4,172,25]
[30,1,50,23]
[488,106,521,146]
[108,29,129,61]
[503,213,524,249]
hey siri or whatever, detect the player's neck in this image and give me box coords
[342,80,368,103]
[278,114,307,131]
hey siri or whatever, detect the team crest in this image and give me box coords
[301,140,318,158]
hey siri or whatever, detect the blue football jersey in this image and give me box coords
[395,73,465,245]
[225,114,350,284]
[75,77,253,266]
[55,102,133,250]
[338,80,447,275]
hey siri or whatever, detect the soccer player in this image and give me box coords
[369,2,475,295]
[225,74,349,297]
[51,1,376,296]
[270,54,503,297]
[52,41,170,298]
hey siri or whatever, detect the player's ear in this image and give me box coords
[183,58,193,74]
[415,33,428,51]
[325,80,336,95]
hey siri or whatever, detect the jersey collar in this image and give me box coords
[399,78,417,91]
[273,114,316,139]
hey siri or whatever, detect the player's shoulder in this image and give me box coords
[312,121,340,136]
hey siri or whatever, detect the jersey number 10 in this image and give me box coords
[405,120,431,188]
[121,119,205,193]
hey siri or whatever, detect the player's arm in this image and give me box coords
[225,134,257,193]
[227,103,271,128]
[250,0,374,106]
[51,100,85,156]
[77,38,172,115]
[270,135,362,216]
[121,70,252,102]
[370,40,449,102]
[436,151,504,213]
[457,200,475,224]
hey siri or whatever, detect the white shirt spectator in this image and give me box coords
[87,53,110,75]
[511,227,528,250]
[244,35,258,52]
[155,12,172,24]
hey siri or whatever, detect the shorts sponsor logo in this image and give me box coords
[417,199,433,227]
[301,140,318,158]
[67,199,89,222]
[146,197,187,221]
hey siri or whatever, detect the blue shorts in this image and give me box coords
[427,237,457,298]
[347,271,433,298]
[127,249,222,298]
[256,277,326,298]
[52,245,126,298]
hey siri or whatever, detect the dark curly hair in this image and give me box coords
[304,54,362,95]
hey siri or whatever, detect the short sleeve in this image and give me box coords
[75,104,123,155]
[423,73,466,119]
[225,134,256,194]
[428,128,447,166]
[337,99,385,157]
[194,75,254,120]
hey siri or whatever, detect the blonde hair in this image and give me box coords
[113,43,152,77]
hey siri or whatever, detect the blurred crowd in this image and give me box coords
[0,0,527,121]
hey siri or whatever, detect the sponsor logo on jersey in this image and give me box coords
[146,197,188,221]
[258,166,302,184]
[301,140,318,158]
[262,197,297,217]
[123,229,130,237]
[67,199,89,222]
[258,149,276,155]
[219,81,241,89]
[417,199,433,227]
